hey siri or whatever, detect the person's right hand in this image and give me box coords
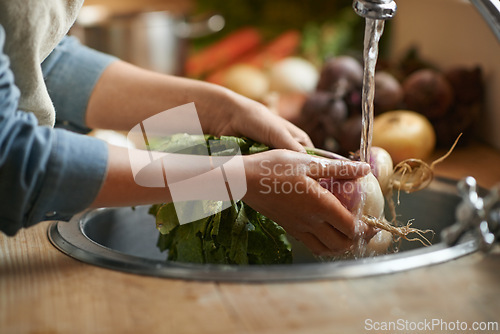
[242,150,376,256]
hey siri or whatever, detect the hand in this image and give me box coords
[242,149,376,256]
[201,88,313,152]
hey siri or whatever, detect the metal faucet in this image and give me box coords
[353,0,499,42]
[352,0,397,20]
[441,177,500,252]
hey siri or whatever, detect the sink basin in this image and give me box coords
[48,177,479,282]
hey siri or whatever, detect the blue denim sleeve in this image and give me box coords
[0,26,109,236]
[42,36,118,133]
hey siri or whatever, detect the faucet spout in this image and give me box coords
[353,0,397,20]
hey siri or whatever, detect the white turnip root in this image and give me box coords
[318,145,436,256]
[367,146,394,196]
[320,173,384,219]
[350,146,394,196]
[361,146,435,247]
[320,173,393,255]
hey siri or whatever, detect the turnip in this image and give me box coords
[319,172,393,256]
[320,173,385,220]
[356,142,465,249]
[313,145,436,256]
[311,136,462,256]
[366,146,394,196]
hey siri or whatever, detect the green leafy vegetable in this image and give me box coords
[149,135,292,265]
[300,8,360,67]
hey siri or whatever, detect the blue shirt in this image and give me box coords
[0,25,117,235]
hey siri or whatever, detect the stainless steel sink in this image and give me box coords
[48,177,480,282]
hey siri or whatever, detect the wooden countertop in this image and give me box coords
[1,143,500,333]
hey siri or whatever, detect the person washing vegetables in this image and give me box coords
[0,0,375,256]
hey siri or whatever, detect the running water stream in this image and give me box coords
[351,18,386,256]
[359,18,385,164]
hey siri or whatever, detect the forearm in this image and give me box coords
[90,145,171,207]
[91,144,244,208]
[85,60,237,133]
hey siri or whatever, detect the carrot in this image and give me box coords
[206,30,301,85]
[241,30,301,68]
[185,27,262,78]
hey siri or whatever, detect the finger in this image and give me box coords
[305,222,353,254]
[284,121,314,148]
[266,125,307,153]
[293,232,332,256]
[303,179,375,240]
[307,157,371,180]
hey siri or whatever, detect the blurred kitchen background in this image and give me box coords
[72,0,500,154]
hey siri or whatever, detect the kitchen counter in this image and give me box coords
[1,143,500,333]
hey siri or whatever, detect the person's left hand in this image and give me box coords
[201,88,313,153]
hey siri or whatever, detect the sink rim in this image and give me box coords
[47,177,479,282]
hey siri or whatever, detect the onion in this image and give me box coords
[268,57,319,94]
[373,110,436,164]
[224,64,270,101]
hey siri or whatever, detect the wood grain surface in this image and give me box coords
[1,143,500,334]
